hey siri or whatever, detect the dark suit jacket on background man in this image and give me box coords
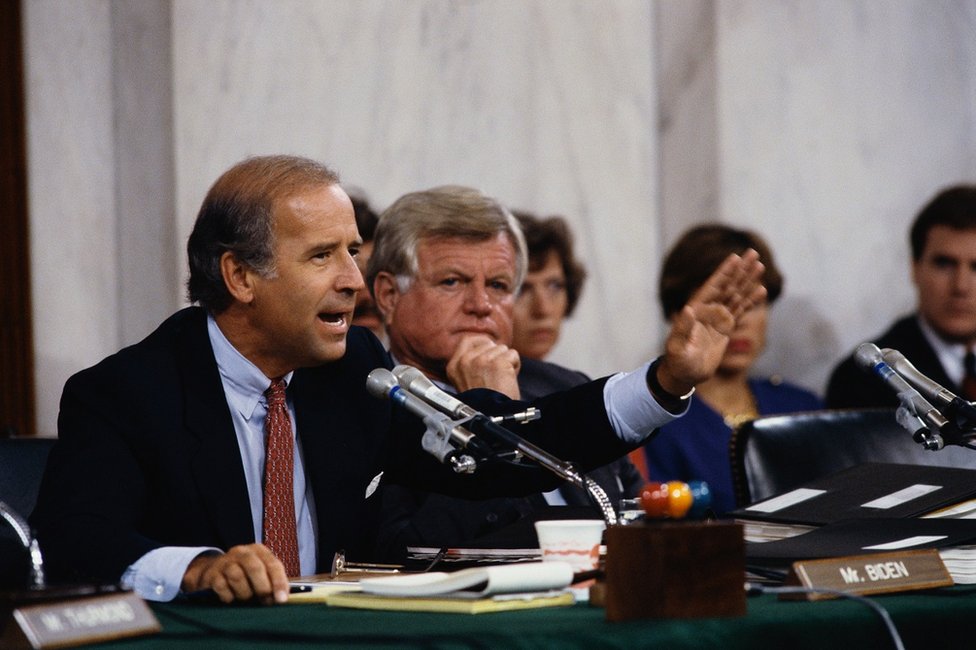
[826,315,958,409]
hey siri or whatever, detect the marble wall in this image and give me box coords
[23,0,976,436]
[713,0,976,391]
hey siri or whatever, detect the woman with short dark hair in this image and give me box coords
[643,223,822,515]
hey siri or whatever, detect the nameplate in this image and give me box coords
[3,592,160,649]
[784,549,952,601]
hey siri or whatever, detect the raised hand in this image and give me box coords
[656,249,766,397]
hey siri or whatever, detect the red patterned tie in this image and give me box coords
[263,378,301,576]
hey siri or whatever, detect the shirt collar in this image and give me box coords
[917,314,968,386]
[207,314,294,421]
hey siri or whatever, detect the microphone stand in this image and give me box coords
[0,501,45,590]
[371,367,619,526]
[893,405,944,451]
[457,414,619,527]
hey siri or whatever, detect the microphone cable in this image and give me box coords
[745,583,905,650]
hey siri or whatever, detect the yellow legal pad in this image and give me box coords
[324,590,575,614]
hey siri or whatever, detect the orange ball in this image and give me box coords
[665,480,693,519]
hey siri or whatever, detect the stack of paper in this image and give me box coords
[324,561,577,614]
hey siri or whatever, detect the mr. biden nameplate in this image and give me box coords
[785,549,952,600]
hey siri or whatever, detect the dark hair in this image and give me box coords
[186,155,340,313]
[659,223,783,320]
[349,190,379,242]
[513,211,587,317]
[909,185,976,261]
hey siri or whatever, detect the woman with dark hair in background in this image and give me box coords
[642,224,822,515]
[511,211,587,360]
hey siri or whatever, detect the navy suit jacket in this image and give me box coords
[825,314,957,409]
[31,308,631,584]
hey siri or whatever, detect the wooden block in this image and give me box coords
[604,521,746,621]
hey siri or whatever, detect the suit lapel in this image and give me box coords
[291,354,387,565]
[177,310,255,548]
[291,367,349,561]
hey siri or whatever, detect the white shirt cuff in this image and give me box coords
[603,360,688,444]
[120,546,221,602]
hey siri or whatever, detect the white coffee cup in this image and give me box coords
[534,519,606,571]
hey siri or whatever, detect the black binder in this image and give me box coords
[731,462,976,526]
[746,517,976,565]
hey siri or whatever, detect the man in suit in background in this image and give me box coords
[826,185,976,407]
[366,186,644,554]
[31,156,765,605]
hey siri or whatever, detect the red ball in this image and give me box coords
[639,482,670,518]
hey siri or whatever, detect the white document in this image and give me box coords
[358,561,575,598]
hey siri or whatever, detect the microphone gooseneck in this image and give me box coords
[0,500,46,589]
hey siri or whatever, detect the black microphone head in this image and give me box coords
[854,342,883,371]
[366,368,398,399]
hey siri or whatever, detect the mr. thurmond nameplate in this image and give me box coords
[4,592,160,649]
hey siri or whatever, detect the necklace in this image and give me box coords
[720,390,759,429]
[723,410,758,429]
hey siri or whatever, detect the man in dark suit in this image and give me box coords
[31,157,765,604]
[827,185,976,408]
[366,187,644,554]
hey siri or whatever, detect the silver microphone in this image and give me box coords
[882,348,976,431]
[392,365,478,419]
[366,368,480,470]
[855,342,949,436]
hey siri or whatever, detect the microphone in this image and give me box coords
[393,364,541,425]
[881,348,976,431]
[392,365,478,419]
[380,366,617,525]
[854,342,949,447]
[366,368,485,471]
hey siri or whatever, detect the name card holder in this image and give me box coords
[2,591,160,649]
[783,549,953,601]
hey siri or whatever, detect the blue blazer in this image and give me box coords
[643,377,823,516]
[31,307,632,584]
